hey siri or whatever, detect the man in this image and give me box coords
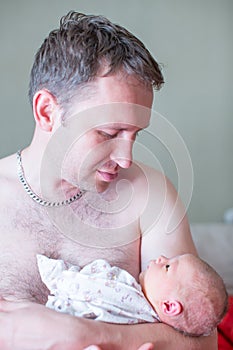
[0,11,217,349]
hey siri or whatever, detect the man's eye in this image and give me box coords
[98,131,117,139]
[165,264,170,271]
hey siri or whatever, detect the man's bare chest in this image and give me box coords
[0,203,141,303]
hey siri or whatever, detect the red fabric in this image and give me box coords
[218,296,233,350]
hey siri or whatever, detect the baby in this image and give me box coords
[37,253,228,337]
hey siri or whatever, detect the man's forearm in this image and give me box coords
[125,323,218,350]
[0,300,217,350]
[86,321,218,350]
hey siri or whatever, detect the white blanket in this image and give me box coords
[37,255,159,324]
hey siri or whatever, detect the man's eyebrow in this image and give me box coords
[98,125,147,131]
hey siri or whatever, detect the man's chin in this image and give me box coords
[75,177,109,194]
[95,171,118,193]
[66,173,112,194]
[95,180,111,193]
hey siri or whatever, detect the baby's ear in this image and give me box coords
[161,300,183,317]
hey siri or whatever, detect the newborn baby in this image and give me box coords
[37,253,228,336]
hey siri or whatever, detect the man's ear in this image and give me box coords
[161,300,182,317]
[33,90,58,132]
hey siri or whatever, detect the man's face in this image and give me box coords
[60,73,153,193]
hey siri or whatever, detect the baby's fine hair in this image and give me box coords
[28,11,164,109]
[173,256,228,337]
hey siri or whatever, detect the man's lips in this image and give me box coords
[97,170,119,182]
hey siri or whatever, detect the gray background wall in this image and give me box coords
[0,0,232,223]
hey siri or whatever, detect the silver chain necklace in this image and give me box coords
[16,150,84,207]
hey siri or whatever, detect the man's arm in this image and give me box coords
[105,322,218,350]
[0,300,217,350]
[138,166,218,349]
[140,166,198,266]
[82,323,217,350]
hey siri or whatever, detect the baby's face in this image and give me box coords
[139,254,195,307]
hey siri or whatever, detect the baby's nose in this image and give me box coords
[156,255,168,264]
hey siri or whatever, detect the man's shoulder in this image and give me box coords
[120,161,165,186]
[0,153,18,197]
[130,161,168,197]
[117,162,169,220]
[0,153,17,176]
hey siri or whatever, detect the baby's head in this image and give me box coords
[139,253,228,336]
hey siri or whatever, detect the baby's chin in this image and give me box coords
[138,271,145,285]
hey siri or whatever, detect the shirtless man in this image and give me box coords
[0,11,217,350]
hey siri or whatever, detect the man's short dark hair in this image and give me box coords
[28,11,164,109]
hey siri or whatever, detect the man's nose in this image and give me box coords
[110,139,133,169]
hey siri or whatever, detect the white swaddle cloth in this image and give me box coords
[37,255,159,324]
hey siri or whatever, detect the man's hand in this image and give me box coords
[0,299,86,350]
[84,344,154,350]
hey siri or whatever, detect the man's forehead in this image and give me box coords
[66,73,153,119]
[67,102,151,131]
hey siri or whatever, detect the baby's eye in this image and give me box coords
[165,264,170,271]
